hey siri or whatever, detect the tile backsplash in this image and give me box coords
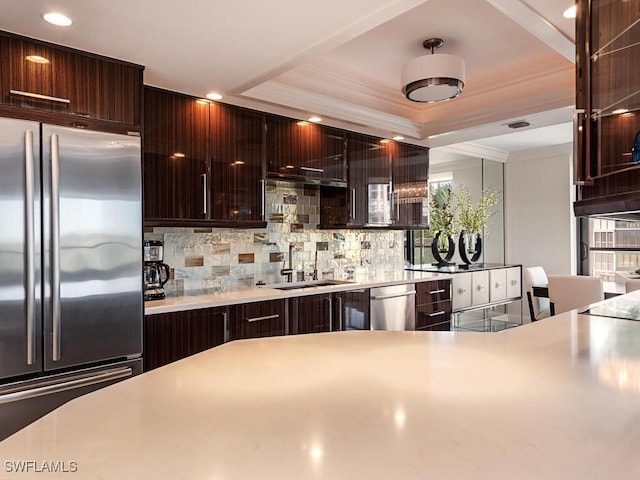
[146,181,405,295]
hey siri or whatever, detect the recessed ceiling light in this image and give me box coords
[206,92,223,100]
[42,12,72,26]
[507,120,530,129]
[308,116,322,123]
[196,99,211,105]
[172,152,185,158]
[563,5,576,19]
[25,55,50,64]
[612,108,629,115]
[297,120,310,126]
[380,139,390,144]
[232,160,245,165]
[392,135,404,141]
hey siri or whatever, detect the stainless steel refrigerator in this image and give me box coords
[0,117,143,440]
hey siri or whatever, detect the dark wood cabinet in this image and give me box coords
[143,87,267,227]
[290,294,333,334]
[346,133,393,227]
[320,133,428,229]
[0,31,142,127]
[333,289,370,331]
[143,87,210,222]
[229,299,287,340]
[392,142,429,228]
[143,307,227,371]
[415,280,452,331]
[210,102,266,224]
[574,0,640,214]
[266,115,347,183]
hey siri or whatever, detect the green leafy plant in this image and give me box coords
[455,187,500,235]
[429,185,459,239]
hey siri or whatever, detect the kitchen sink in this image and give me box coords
[260,280,355,290]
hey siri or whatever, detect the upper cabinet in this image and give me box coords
[143,87,267,227]
[0,31,142,127]
[392,142,429,228]
[143,87,210,222]
[210,102,266,224]
[574,0,640,213]
[321,132,429,229]
[266,115,347,184]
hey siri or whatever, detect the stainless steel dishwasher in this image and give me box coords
[370,283,416,330]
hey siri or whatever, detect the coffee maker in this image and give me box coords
[143,240,171,301]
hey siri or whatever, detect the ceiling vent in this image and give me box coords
[507,121,530,129]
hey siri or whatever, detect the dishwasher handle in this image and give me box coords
[370,290,416,300]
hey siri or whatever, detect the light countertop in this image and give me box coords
[145,269,450,315]
[3,292,640,479]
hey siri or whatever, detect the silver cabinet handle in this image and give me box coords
[394,192,400,221]
[25,129,36,366]
[51,133,61,362]
[223,311,229,344]
[573,108,587,184]
[457,288,467,294]
[0,367,132,405]
[495,282,503,288]
[201,173,207,215]
[10,89,70,105]
[371,291,416,300]
[350,188,356,220]
[260,179,266,220]
[328,296,333,332]
[510,280,518,286]
[429,289,445,294]
[429,311,446,317]
[337,295,343,331]
[247,314,279,323]
[476,285,485,290]
[300,166,324,173]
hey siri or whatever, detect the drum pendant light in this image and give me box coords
[401,38,466,103]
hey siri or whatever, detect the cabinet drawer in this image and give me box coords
[230,299,287,340]
[416,279,451,304]
[490,269,507,302]
[417,321,451,332]
[452,273,472,310]
[471,270,490,306]
[506,267,522,299]
[416,300,451,328]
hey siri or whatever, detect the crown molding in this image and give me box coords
[436,142,510,162]
[243,81,424,138]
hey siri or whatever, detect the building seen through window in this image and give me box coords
[589,218,640,283]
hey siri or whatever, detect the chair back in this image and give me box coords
[523,266,550,320]
[548,274,604,315]
[625,278,640,293]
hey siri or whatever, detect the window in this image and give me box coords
[587,218,640,284]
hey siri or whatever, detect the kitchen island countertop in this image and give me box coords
[2,291,640,479]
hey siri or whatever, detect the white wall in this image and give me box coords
[504,144,575,276]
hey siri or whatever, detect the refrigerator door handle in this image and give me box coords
[0,367,133,405]
[50,133,61,362]
[25,129,36,366]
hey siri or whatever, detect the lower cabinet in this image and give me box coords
[416,279,452,331]
[290,294,333,335]
[290,289,371,334]
[143,307,227,371]
[334,289,370,331]
[229,299,288,340]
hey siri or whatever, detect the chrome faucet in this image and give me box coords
[280,243,294,282]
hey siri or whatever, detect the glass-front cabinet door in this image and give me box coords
[582,0,640,178]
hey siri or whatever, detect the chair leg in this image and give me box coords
[526,292,537,321]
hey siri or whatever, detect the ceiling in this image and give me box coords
[0,0,577,161]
